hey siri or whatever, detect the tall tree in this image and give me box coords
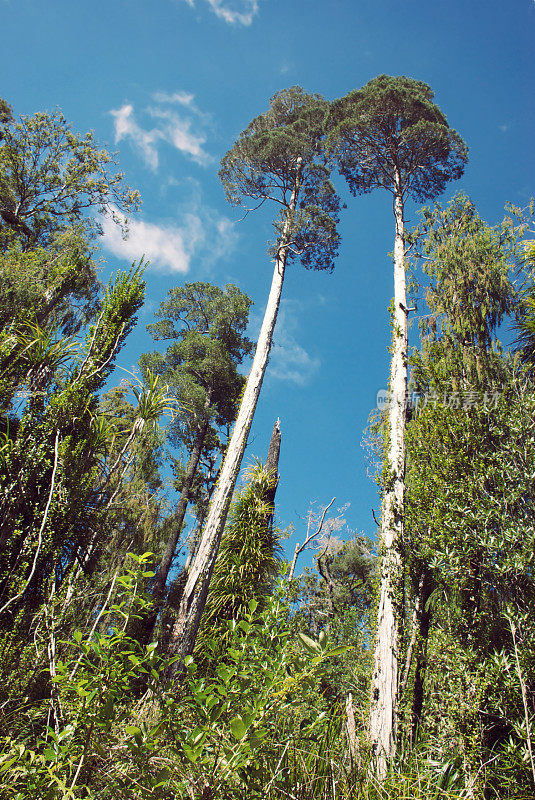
[168,86,341,664]
[329,75,467,771]
[0,96,142,377]
[135,282,253,644]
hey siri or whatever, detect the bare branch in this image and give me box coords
[287,497,336,581]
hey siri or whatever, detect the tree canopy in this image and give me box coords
[219,85,341,272]
[0,101,140,249]
[329,74,468,201]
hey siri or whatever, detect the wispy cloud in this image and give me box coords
[152,90,195,107]
[110,91,212,170]
[101,201,237,274]
[110,105,161,171]
[185,0,260,26]
[147,106,211,165]
[279,59,294,75]
[269,299,320,386]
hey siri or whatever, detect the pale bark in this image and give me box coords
[369,172,408,775]
[167,162,302,666]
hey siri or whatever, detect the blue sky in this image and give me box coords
[2,0,534,565]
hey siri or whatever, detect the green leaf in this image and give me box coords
[182,744,198,763]
[325,645,350,657]
[230,716,247,740]
[297,632,321,654]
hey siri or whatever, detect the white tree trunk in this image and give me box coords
[369,174,407,776]
[168,162,302,664]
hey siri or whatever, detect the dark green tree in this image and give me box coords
[0,266,151,719]
[0,268,145,624]
[137,282,253,644]
[411,194,516,393]
[329,75,467,768]
[0,227,101,342]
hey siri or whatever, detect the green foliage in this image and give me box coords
[0,553,162,800]
[410,194,518,391]
[402,199,535,797]
[219,85,341,272]
[0,569,352,799]
[0,100,140,249]
[135,282,254,648]
[197,461,282,657]
[513,241,535,366]
[288,535,376,720]
[0,227,101,336]
[2,86,533,800]
[0,267,145,656]
[143,281,253,431]
[329,74,468,202]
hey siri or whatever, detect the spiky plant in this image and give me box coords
[196,460,282,658]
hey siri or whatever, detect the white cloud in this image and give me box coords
[152,90,195,108]
[110,91,212,169]
[269,299,320,386]
[148,106,212,165]
[185,0,260,26]
[101,203,237,274]
[110,104,162,171]
[207,0,259,25]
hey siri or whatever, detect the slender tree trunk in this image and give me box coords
[317,554,336,619]
[135,396,212,646]
[410,602,431,744]
[400,574,425,701]
[167,162,302,667]
[369,173,408,776]
[288,544,300,583]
